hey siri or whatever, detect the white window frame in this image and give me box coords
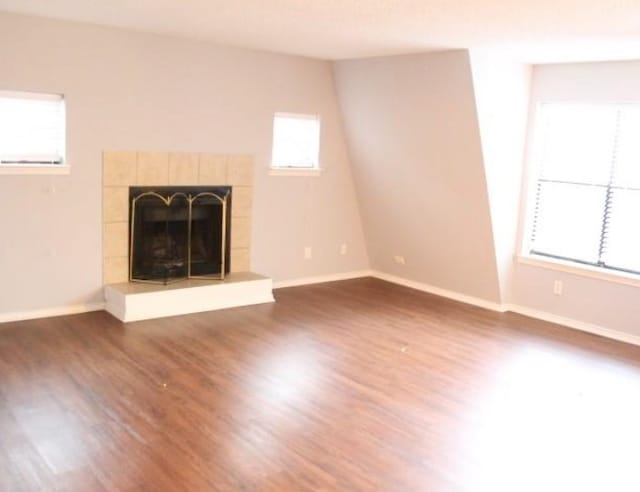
[518,100,640,288]
[0,90,69,175]
[269,112,321,176]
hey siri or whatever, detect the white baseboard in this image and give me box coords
[369,270,640,348]
[504,303,640,347]
[370,270,505,312]
[3,271,639,349]
[0,302,105,324]
[273,270,373,289]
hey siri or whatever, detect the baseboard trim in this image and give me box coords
[273,270,374,289]
[370,270,505,312]
[369,270,640,348]
[2,272,638,348]
[0,302,106,324]
[505,303,640,347]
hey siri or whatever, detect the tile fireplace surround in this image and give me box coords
[102,151,253,285]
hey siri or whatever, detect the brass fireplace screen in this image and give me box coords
[129,186,231,284]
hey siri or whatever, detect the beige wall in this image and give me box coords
[0,12,368,315]
[4,10,636,338]
[334,51,501,302]
[510,60,640,336]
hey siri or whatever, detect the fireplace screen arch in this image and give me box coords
[129,186,231,284]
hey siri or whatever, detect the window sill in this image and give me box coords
[269,167,322,177]
[0,164,70,175]
[517,254,640,288]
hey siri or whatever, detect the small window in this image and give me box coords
[271,113,320,170]
[524,102,640,275]
[0,91,66,169]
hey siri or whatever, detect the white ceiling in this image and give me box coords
[1,0,640,62]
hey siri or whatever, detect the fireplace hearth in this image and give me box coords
[129,186,231,284]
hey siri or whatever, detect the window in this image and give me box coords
[0,91,66,171]
[271,113,320,171]
[525,102,640,276]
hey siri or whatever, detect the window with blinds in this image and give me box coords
[0,91,66,166]
[527,102,640,275]
[271,113,320,169]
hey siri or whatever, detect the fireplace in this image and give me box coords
[129,186,232,284]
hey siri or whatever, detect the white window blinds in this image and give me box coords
[528,102,640,274]
[0,91,65,165]
[271,113,320,169]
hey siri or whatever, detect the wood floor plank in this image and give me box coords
[1,277,640,491]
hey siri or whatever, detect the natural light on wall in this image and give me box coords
[0,91,66,173]
[271,113,320,171]
[525,102,640,276]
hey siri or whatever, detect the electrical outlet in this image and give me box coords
[340,243,348,255]
[304,246,312,260]
[394,255,406,265]
[553,280,563,296]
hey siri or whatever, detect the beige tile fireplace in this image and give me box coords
[102,151,254,285]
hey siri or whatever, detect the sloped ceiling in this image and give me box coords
[334,50,502,302]
[469,53,532,303]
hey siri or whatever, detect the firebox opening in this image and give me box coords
[129,186,231,284]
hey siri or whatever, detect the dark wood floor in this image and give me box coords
[2,278,640,491]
